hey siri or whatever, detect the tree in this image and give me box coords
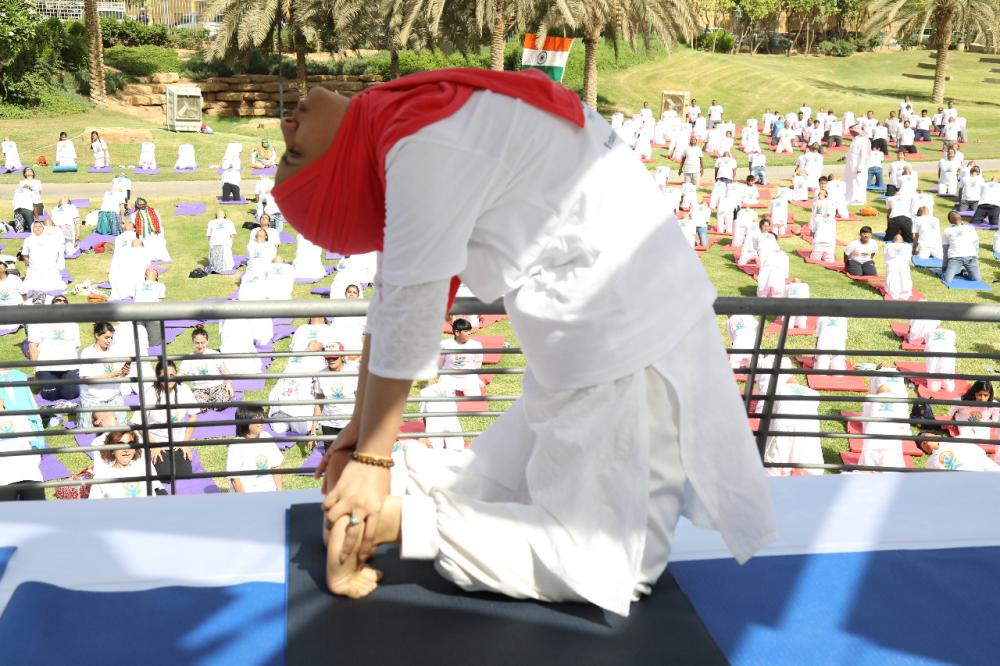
[559,0,698,109]
[84,0,107,103]
[863,0,999,103]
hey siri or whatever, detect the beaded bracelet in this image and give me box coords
[351,451,394,469]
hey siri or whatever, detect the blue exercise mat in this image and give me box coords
[874,231,885,240]
[671,547,1000,666]
[911,256,943,268]
[932,269,991,290]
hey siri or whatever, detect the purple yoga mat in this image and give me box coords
[273,317,292,326]
[133,168,159,175]
[972,223,997,230]
[163,328,185,345]
[174,167,198,174]
[171,450,221,495]
[231,378,266,392]
[37,211,50,222]
[79,234,115,251]
[174,202,207,216]
[69,198,89,208]
[96,281,112,289]
[298,445,323,474]
[252,167,277,176]
[60,269,72,283]
[164,319,204,329]
[310,287,331,297]
[279,232,295,244]
[190,407,237,440]
[87,166,112,173]
[2,232,30,239]
[216,197,249,205]
[40,453,71,481]
[272,324,295,342]
[325,251,343,261]
[65,248,81,260]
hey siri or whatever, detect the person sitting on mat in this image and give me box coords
[268,344,324,439]
[941,210,981,283]
[138,141,157,171]
[89,430,166,499]
[907,319,939,346]
[883,232,913,300]
[814,315,848,372]
[55,132,77,169]
[970,178,1000,228]
[726,314,759,370]
[132,360,198,479]
[251,138,278,169]
[843,226,878,277]
[912,207,943,260]
[221,160,242,202]
[438,318,484,398]
[1,137,22,173]
[926,328,958,393]
[227,405,285,493]
[858,383,909,471]
[763,378,823,477]
[274,71,774,611]
[179,324,234,412]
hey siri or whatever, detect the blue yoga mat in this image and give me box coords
[912,256,943,268]
[671,547,1000,666]
[932,269,991,290]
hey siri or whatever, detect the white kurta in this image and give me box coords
[292,234,326,281]
[844,133,872,205]
[764,382,823,476]
[175,144,197,170]
[55,140,77,168]
[1,140,22,171]
[359,91,775,616]
[91,139,110,168]
[926,328,957,392]
[883,242,913,299]
[138,142,157,169]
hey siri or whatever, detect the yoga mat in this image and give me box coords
[272,324,296,342]
[51,166,77,173]
[190,407,237,440]
[174,167,198,174]
[325,251,343,261]
[64,247,81,260]
[1,232,30,239]
[889,322,926,351]
[96,281,112,289]
[874,285,924,301]
[169,450,221,496]
[912,256,943,268]
[232,378,266,392]
[251,167,277,176]
[216,197,249,205]
[132,168,159,176]
[310,287,331,297]
[297,445,323,475]
[796,356,869,393]
[87,166,112,173]
[793,248,843,272]
[286,503,727,665]
[40,454,71,481]
[896,361,971,400]
[959,211,975,218]
[841,412,922,456]
[764,316,817,337]
[932,270,991,290]
[78,233,115,251]
[174,202,206,216]
[69,198,89,208]
[971,221,996,229]
[163,319,204,329]
[840,450,915,467]
[279,232,295,244]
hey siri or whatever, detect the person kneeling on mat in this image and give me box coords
[942,210,981,283]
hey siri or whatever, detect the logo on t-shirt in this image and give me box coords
[938,450,960,470]
[255,453,269,471]
[125,482,140,498]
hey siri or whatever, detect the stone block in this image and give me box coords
[205,107,236,117]
[253,101,278,108]
[358,74,382,82]
[249,74,280,82]
[150,72,180,84]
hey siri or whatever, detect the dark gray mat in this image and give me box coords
[285,503,728,665]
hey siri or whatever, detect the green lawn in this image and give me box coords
[599,46,1000,167]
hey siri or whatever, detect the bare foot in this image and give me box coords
[325,515,383,599]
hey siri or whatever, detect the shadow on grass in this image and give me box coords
[804,80,1000,109]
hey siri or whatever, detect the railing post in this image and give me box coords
[742,313,769,409]
[755,315,791,457]
[132,320,154,497]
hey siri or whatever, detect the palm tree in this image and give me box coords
[205,0,311,92]
[863,0,999,103]
[84,0,106,103]
[558,0,697,109]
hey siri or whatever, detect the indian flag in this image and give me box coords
[521,34,574,83]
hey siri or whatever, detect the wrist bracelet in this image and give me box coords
[351,451,394,469]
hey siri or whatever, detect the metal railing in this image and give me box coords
[2,296,1000,501]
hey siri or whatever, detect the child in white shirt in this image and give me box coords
[227,405,284,493]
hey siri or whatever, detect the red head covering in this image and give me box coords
[273,67,584,256]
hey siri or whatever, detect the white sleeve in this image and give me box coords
[366,275,452,381]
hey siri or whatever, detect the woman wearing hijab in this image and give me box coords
[272,70,775,614]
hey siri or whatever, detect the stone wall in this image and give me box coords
[116,72,383,118]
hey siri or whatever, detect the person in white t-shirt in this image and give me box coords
[785,280,810,330]
[293,317,336,353]
[21,220,65,293]
[0,403,43,501]
[971,178,1000,228]
[313,343,358,447]
[815,316,848,372]
[809,195,837,262]
[79,321,129,430]
[843,226,878,276]
[707,100,723,128]
[132,268,166,346]
[132,360,199,481]
[756,231,788,298]
[763,380,823,476]
[959,166,985,213]
[679,136,703,186]
[0,262,24,315]
[1,137,22,173]
[925,327,957,393]
[179,325,234,410]
[896,121,916,154]
[228,405,284,493]
[912,208,943,260]
[269,344,326,437]
[293,232,327,281]
[938,148,961,196]
[690,202,711,247]
[89,430,166,499]
[438,318,484,397]
[714,151,736,183]
[685,99,701,123]
[27,296,80,404]
[246,227,277,272]
[883,232,913,299]
[55,131,77,169]
[206,210,237,273]
[941,210,981,283]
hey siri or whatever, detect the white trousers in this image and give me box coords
[396,364,687,611]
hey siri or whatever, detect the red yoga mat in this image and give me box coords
[765,316,817,337]
[841,411,923,456]
[796,356,870,392]
[889,322,926,350]
[473,335,504,365]
[875,285,926,302]
[840,451,915,467]
[895,360,971,399]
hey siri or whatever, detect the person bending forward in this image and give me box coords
[273,70,776,616]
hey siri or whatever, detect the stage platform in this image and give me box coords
[2,473,1000,664]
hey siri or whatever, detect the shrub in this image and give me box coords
[100,17,169,48]
[74,69,129,97]
[694,29,735,53]
[816,39,857,57]
[0,88,89,119]
[166,27,209,50]
[104,45,181,76]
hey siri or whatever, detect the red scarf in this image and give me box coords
[272,68,584,308]
[134,205,161,236]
